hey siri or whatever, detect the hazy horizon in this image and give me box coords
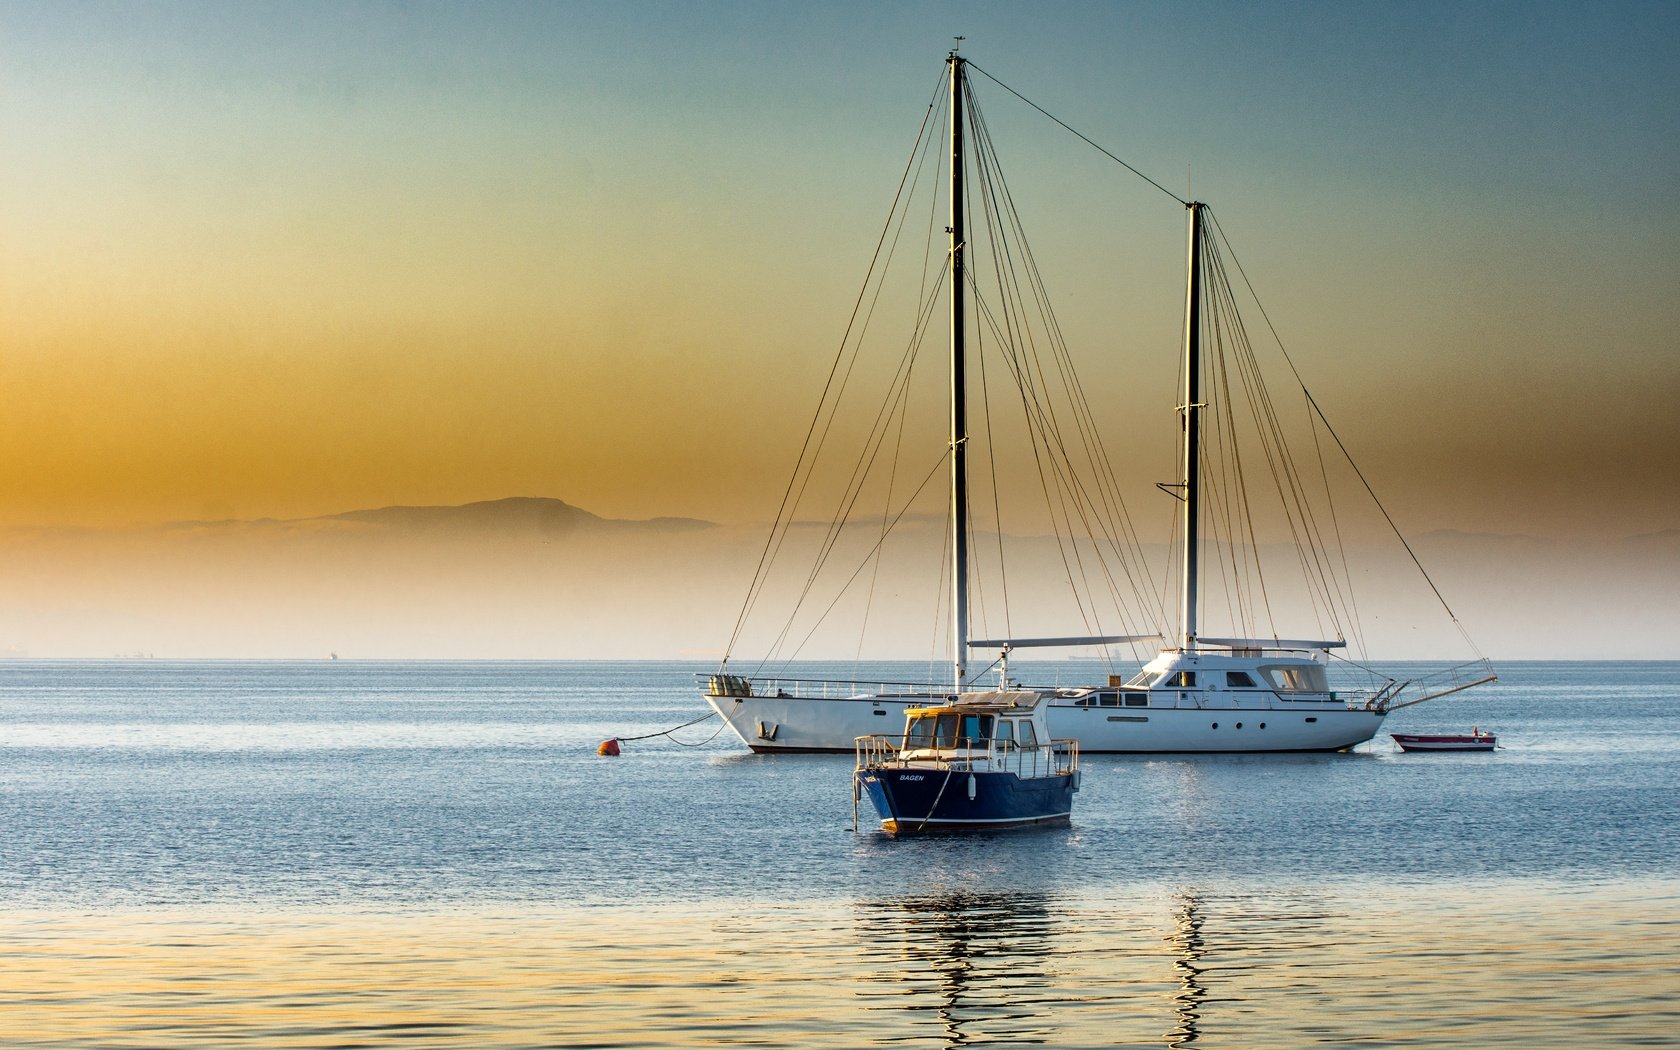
[0,492,1673,663]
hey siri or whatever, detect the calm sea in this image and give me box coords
[1,659,1675,1047]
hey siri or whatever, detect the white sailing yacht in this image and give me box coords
[701,52,1492,753]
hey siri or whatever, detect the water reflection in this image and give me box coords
[857,890,1058,1046]
[2,885,1673,1048]
[1165,891,1206,1048]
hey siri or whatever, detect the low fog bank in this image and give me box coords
[0,500,1673,661]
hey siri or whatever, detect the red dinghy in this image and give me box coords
[1391,728,1496,752]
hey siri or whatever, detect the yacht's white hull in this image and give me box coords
[704,692,1385,754]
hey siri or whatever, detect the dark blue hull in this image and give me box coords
[857,767,1079,835]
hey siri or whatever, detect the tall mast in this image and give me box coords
[1180,201,1204,652]
[948,51,969,692]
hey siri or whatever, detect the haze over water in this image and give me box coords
[2,659,1675,1047]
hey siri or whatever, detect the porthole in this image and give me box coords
[1211,722,1219,729]
[1259,722,1266,729]
[1305,717,1317,723]
[1236,722,1243,729]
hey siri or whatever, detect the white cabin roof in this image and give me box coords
[908,689,1043,715]
[1143,649,1323,672]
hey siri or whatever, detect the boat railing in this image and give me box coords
[1046,739,1079,777]
[854,734,897,771]
[703,673,950,703]
[854,735,1079,778]
[1368,659,1499,712]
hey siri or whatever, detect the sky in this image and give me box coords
[3,0,1676,534]
[0,1,1676,658]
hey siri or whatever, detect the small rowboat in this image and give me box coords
[1391,729,1496,752]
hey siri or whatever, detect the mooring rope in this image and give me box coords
[664,719,731,748]
[610,711,720,746]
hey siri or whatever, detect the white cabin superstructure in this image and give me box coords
[1048,647,1385,752]
[706,642,1390,754]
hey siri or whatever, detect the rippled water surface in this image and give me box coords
[2,660,1676,1046]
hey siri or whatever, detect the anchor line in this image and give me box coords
[612,711,719,744]
[914,767,958,833]
[665,720,731,747]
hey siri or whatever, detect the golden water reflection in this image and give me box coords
[1166,891,1206,1047]
[856,891,1060,1045]
[1,881,1676,1047]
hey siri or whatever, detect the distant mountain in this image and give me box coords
[2,499,1674,659]
[0,495,743,659]
[162,497,716,536]
[1626,528,1680,551]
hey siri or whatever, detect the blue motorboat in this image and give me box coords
[854,690,1080,835]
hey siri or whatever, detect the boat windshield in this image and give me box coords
[1125,669,1161,687]
[1260,663,1329,692]
[906,712,994,748]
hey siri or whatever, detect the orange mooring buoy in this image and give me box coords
[597,738,621,756]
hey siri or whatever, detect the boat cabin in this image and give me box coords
[855,688,1078,788]
[1127,649,1336,699]
[887,690,1072,771]
[1045,646,1351,713]
[903,704,1041,752]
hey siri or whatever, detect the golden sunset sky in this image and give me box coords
[1,2,1676,659]
[4,0,1675,535]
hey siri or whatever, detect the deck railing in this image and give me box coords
[702,673,951,703]
[854,734,1078,779]
[1368,659,1499,712]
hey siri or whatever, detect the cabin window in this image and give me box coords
[1261,664,1329,692]
[994,720,1015,749]
[1099,692,1120,707]
[907,712,934,745]
[905,716,935,747]
[1017,721,1039,749]
[1167,671,1197,688]
[907,713,962,747]
[1226,671,1256,688]
[935,713,962,747]
[1124,693,1149,707]
[1127,670,1162,688]
[958,713,992,745]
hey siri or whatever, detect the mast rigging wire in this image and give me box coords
[966,61,1189,207]
[723,57,1483,680]
[1204,210,1487,660]
[959,76,1167,649]
[720,71,946,669]
[954,64,1476,663]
